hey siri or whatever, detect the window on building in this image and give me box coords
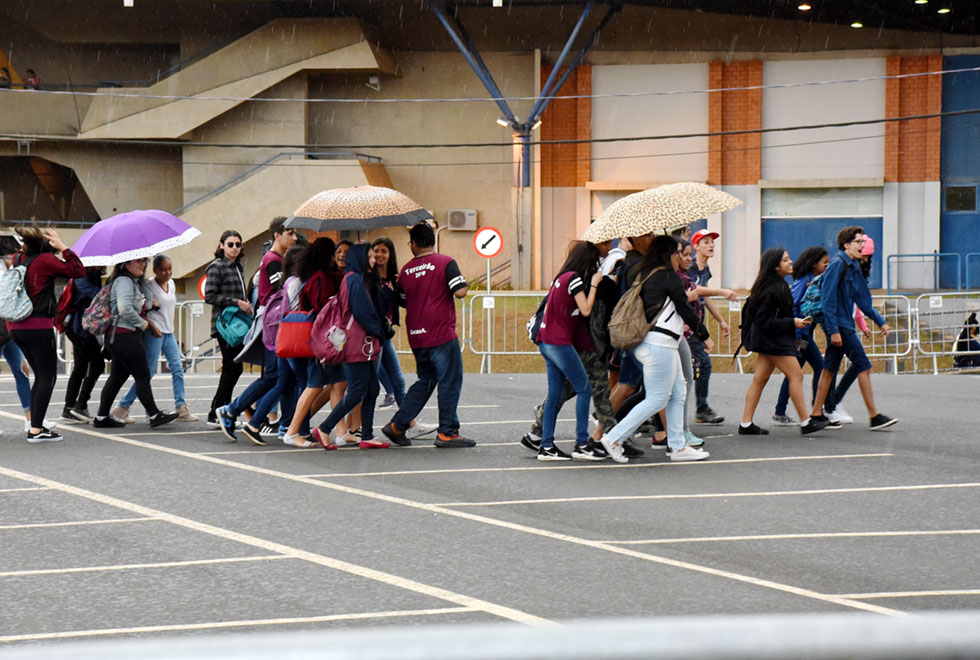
[761,187,883,218]
[945,186,977,212]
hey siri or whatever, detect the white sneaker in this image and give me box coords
[599,436,628,464]
[25,419,58,432]
[670,446,710,462]
[112,406,135,424]
[828,405,853,424]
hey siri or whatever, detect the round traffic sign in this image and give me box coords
[197,275,207,299]
[473,226,503,259]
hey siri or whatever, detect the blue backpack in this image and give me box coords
[216,305,253,347]
[800,274,826,324]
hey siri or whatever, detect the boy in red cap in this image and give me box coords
[687,229,728,424]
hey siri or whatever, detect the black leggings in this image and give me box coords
[98,332,160,418]
[11,328,59,428]
[209,335,243,416]
[65,332,105,410]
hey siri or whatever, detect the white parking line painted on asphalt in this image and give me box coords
[0,555,288,578]
[0,486,53,494]
[0,518,155,531]
[0,607,478,643]
[601,529,980,545]
[0,463,550,628]
[436,480,980,508]
[834,589,980,599]
[301,453,893,479]
[198,442,521,455]
[4,416,905,618]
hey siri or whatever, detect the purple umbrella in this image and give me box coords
[73,210,201,267]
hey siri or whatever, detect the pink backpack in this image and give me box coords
[310,273,379,365]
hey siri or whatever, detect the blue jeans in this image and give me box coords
[226,347,278,419]
[686,334,712,409]
[377,339,406,406]
[604,341,687,452]
[2,341,31,410]
[248,356,294,430]
[318,360,379,438]
[775,336,827,416]
[285,357,311,435]
[538,342,591,446]
[120,332,186,410]
[391,339,463,435]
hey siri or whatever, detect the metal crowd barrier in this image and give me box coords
[39,290,975,377]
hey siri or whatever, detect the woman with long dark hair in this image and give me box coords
[599,236,711,463]
[370,236,406,410]
[771,245,830,426]
[8,226,85,442]
[535,241,603,460]
[204,230,250,426]
[282,238,345,446]
[92,258,178,428]
[61,266,106,422]
[739,247,829,436]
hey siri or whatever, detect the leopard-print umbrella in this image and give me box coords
[284,186,433,232]
[582,182,742,243]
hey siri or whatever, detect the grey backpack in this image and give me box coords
[0,259,35,322]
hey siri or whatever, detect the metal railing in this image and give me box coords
[966,252,980,291]
[886,252,962,293]
[912,291,980,374]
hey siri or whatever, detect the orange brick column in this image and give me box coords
[885,55,942,183]
[540,64,591,187]
[707,61,762,186]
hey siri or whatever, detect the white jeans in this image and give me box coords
[605,340,687,451]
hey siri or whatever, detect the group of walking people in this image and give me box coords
[524,224,896,464]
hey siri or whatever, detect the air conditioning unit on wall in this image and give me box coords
[447,208,478,231]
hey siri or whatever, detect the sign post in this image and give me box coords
[473,227,503,373]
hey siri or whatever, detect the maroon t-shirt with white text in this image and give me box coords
[398,253,466,349]
[537,271,593,351]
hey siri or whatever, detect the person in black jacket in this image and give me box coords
[738,247,830,436]
[599,236,711,464]
[61,266,105,422]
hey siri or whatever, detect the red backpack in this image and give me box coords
[53,280,75,334]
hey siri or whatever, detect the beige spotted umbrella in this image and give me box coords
[582,182,743,243]
[284,186,433,232]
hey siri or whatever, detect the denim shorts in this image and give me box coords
[307,361,345,388]
[617,350,643,388]
[822,329,872,374]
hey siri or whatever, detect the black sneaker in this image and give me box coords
[870,414,898,431]
[381,422,411,446]
[801,416,831,435]
[808,414,840,431]
[93,416,125,429]
[149,411,179,428]
[737,423,769,435]
[69,406,93,423]
[60,406,77,423]
[259,423,278,438]
[520,433,542,453]
[651,435,668,448]
[27,427,63,443]
[696,406,725,424]
[571,442,608,461]
[622,439,645,458]
[241,424,269,446]
[434,432,476,448]
[215,405,237,441]
[206,415,222,429]
[537,444,572,462]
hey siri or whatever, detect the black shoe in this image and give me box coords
[520,433,542,453]
[241,424,269,446]
[696,406,725,425]
[60,406,77,422]
[537,444,572,462]
[381,422,411,446]
[738,423,769,435]
[651,435,667,448]
[622,439,645,458]
[870,414,898,431]
[571,442,608,461]
[27,427,63,443]
[148,411,179,428]
[802,415,831,435]
[93,415,125,429]
[434,432,476,448]
[70,406,93,423]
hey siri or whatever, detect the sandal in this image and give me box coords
[283,434,317,448]
[334,432,359,447]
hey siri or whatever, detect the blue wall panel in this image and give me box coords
[761,217,883,289]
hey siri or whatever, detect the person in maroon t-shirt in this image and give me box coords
[535,242,603,461]
[381,223,473,448]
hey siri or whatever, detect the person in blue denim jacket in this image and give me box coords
[808,226,897,431]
